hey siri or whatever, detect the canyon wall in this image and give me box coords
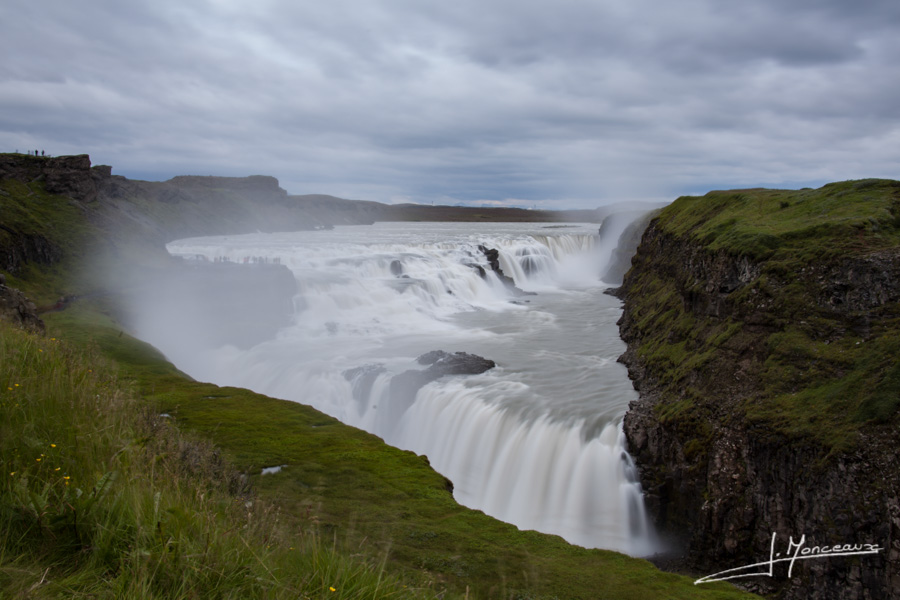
[617,181,900,599]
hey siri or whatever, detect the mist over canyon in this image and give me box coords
[127,220,659,557]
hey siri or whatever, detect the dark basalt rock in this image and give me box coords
[477,245,534,297]
[0,229,60,274]
[167,174,287,197]
[464,262,487,278]
[0,276,44,332]
[618,218,900,600]
[0,153,108,203]
[388,351,496,417]
[416,350,496,374]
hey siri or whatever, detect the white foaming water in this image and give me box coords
[153,221,656,556]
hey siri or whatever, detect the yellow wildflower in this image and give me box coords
[329,587,336,592]
[50,444,56,448]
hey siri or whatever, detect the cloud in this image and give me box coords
[1,0,898,208]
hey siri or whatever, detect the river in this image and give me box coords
[136,221,656,557]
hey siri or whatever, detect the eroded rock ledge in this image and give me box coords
[616,185,900,600]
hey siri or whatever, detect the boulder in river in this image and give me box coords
[388,351,496,417]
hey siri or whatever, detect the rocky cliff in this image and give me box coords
[0,153,108,203]
[0,155,100,276]
[617,181,900,599]
[91,169,385,245]
[0,152,395,301]
[0,274,43,332]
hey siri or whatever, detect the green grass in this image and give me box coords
[657,179,900,261]
[0,321,443,599]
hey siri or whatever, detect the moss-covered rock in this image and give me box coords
[617,180,900,599]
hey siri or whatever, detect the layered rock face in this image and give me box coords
[0,229,59,275]
[616,184,900,599]
[93,170,385,244]
[0,153,109,203]
[0,154,105,275]
[0,275,44,332]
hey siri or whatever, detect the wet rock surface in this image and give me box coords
[478,245,534,296]
[389,351,496,415]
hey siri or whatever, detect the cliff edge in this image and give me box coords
[617,180,900,599]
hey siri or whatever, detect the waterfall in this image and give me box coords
[139,222,657,556]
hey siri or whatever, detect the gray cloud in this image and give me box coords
[1,0,898,208]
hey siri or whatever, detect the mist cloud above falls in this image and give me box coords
[1,0,899,208]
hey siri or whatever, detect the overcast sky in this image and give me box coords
[2,0,899,208]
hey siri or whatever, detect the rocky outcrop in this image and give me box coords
[0,275,44,332]
[389,351,496,414]
[617,188,900,599]
[92,175,386,245]
[415,350,496,376]
[0,154,104,275]
[0,154,110,203]
[478,245,533,296]
[0,228,60,275]
[813,247,900,315]
[167,174,287,197]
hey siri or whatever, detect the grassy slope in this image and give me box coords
[0,320,447,599]
[657,180,900,261]
[1,154,755,599]
[625,179,900,454]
